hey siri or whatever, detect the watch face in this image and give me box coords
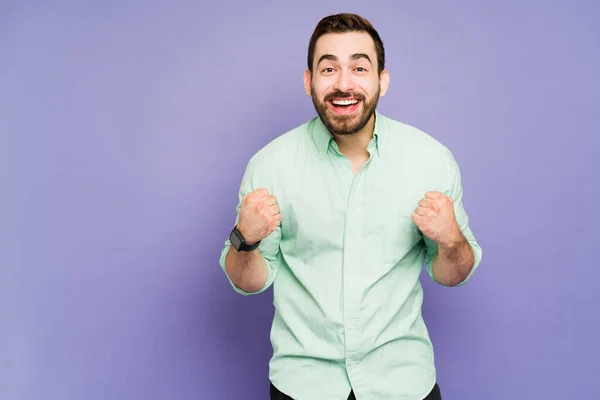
[230,229,243,249]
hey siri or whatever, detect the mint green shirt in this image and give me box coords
[219,111,482,399]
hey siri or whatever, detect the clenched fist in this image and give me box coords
[411,191,462,246]
[236,188,282,245]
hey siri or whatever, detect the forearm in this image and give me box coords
[224,246,269,293]
[431,234,474,287]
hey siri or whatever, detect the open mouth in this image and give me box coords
[329,98,361,114]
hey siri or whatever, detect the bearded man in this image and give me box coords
[220,13,482,400]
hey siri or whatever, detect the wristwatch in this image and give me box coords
[229,226,261,252]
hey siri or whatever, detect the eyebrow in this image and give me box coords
[351,53,372,63]
[317,53,372,66]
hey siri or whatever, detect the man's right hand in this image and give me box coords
[236,188,282,245]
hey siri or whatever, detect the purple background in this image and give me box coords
[2,1,599,399]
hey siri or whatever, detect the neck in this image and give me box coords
[333,113,376,157]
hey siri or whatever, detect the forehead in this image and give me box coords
[314,31,377,61]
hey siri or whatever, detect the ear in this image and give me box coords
[303,69,312,96]
[378,70,391,97]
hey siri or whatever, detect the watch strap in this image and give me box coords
[230,226,261,251]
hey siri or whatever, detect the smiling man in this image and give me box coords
[220,13,482,400]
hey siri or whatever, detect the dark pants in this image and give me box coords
[270,382,442,400]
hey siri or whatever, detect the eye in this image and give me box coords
[355,67,367,72]
[322,67,334,73]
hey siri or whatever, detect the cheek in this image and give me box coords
[358,77,380,95]
[359,84,376,98]
[316,89,333,102]
[312,78,335,97]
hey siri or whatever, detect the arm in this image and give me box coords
[220,223,281,295]
[223,227,270,294]
[219,160,282,296]
[417,148,483,287]
[430,228,475,287]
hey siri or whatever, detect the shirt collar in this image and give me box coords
[312,110,385,159]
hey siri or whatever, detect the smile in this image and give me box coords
[331,99,359,106]
[329,98,361,115]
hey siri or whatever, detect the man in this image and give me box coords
[219,13,482,400]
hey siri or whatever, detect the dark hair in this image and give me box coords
[307,13,385,75]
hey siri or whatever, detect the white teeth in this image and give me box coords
[332,99,359,105]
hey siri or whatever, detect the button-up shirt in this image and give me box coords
[219,111,482,399]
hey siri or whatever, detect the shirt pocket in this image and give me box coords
[280,195,344,265]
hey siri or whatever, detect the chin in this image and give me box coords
[326,120,363,136]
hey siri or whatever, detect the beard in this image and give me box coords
[311,84,380,136]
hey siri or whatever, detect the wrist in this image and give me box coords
[235,224,255,245]
[437,227,464,250]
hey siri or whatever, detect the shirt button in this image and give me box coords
[348,323,355,330]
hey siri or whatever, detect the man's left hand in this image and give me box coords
[411,191,462,246]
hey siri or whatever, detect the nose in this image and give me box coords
[333,69,354,93]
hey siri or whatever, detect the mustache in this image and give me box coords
[323,91,365,101]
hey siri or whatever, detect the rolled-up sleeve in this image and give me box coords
[219,158,281,296]
[425,148,482,286]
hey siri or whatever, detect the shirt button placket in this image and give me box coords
[343,177,362,381]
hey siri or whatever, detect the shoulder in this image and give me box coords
[381,114,452,160]
[380,114,459,174]
[242,118,313,178]
[379,113,459,187]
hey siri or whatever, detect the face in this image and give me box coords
[304,31,390,136]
